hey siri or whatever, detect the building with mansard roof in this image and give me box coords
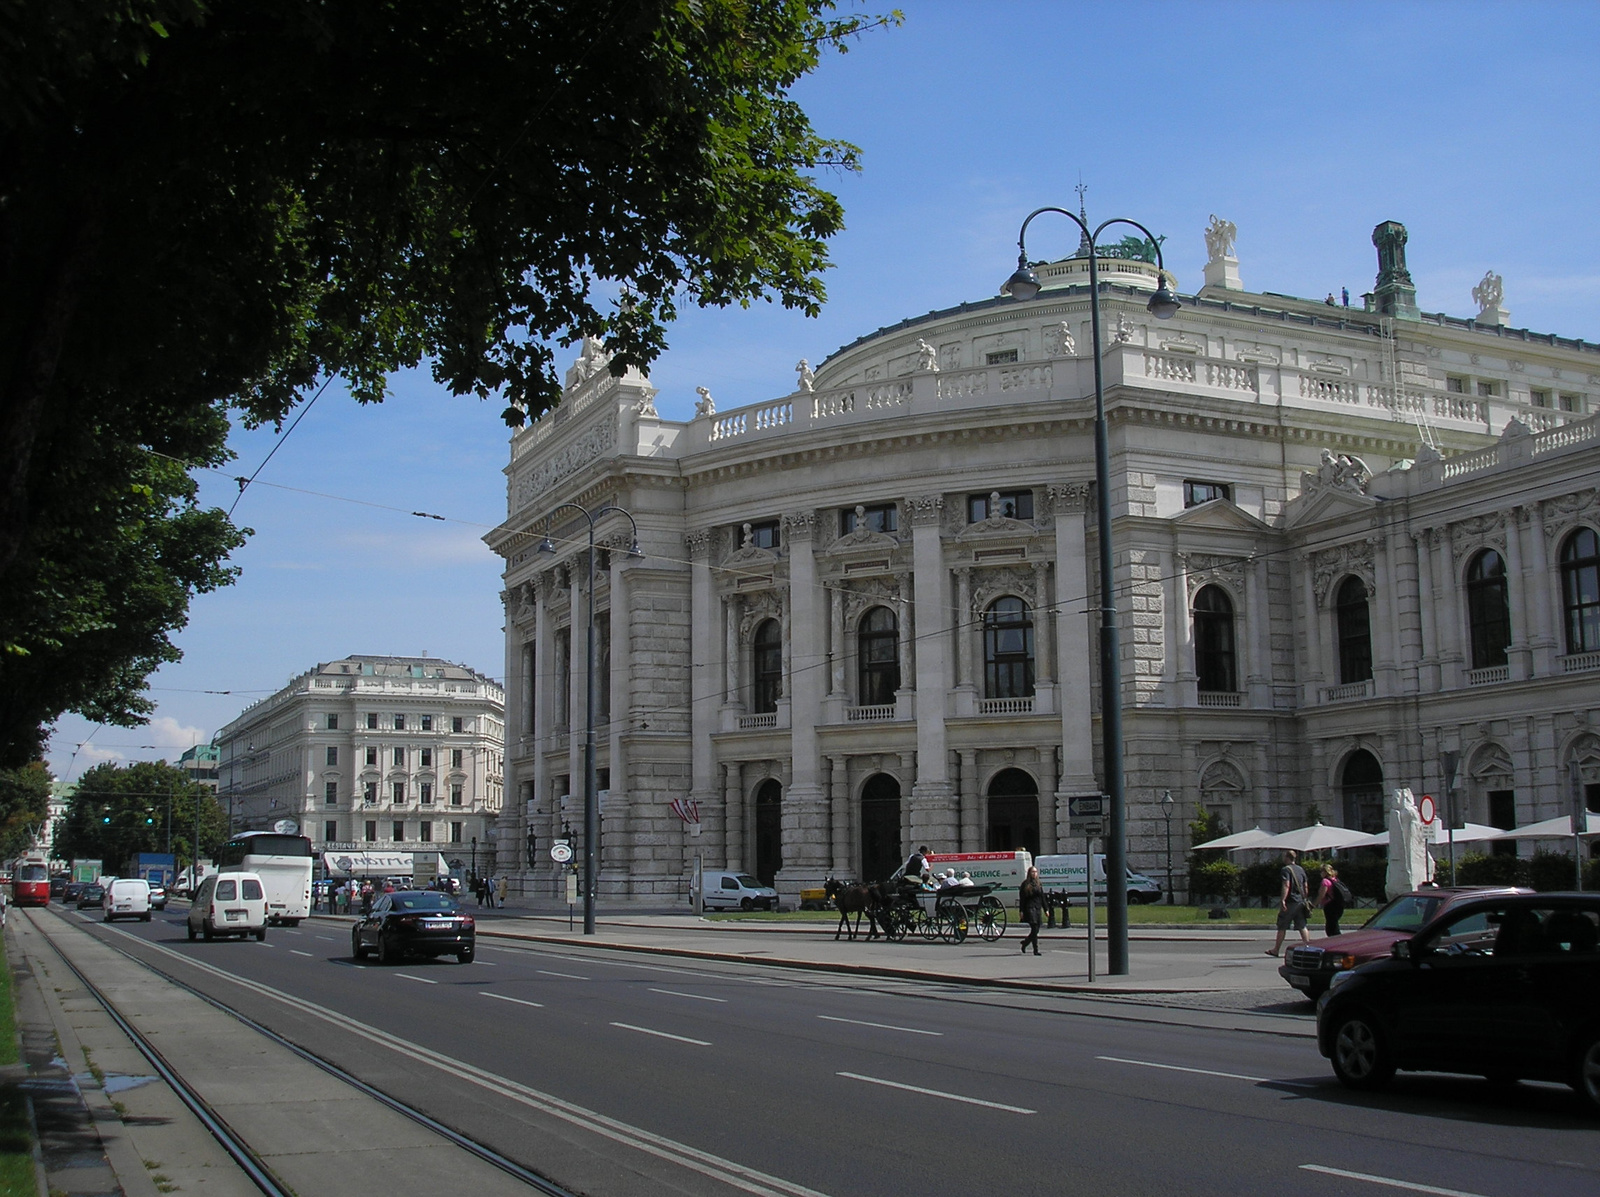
[489,217,1600,904]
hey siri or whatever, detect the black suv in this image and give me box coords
[1317,893,1600,1112]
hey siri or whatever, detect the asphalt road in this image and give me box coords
[65,908,1600,1197]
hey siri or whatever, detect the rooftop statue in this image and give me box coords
[1204,214,1237,262]
[795,359,815,393]
[915,338,939,372]
[1054,321,1076,356]
[1305,448,1372,496]
[1471,270,1504,314]
[694,386,716,417]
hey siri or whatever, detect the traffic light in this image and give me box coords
[102,815,111,824]
[145,815,155,825]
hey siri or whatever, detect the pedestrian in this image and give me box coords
[1267,849,1312,956]
[1317,864,1350,937]
[497,875,508,907]
[360,881,374,916]
[475,876,486,907]
[1018,866,1045,956]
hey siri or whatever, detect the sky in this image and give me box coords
[46,0,1600,781]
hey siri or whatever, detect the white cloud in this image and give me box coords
[145,716,210,755]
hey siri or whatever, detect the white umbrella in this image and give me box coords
[1254,823,1373,853]
[1192,826,1275,852]
[1349,821,1505,847]
[1487,812,1600,841]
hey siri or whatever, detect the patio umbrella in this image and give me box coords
[1348,822,1506,848]
[1191,826,1275,852]
[1486,812,1600,840]
[1253,823,1373,853]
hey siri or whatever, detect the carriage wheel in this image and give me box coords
[975,895,1008,941]
[939,908,967,943]
[882,908,908,942]
[914,908,940,941]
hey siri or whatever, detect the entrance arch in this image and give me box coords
[859,773,902,883]
[754,780,783,886]
[986,768,1040,854]
[1340,750,1384,834]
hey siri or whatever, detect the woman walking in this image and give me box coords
[1317,864,1348,937]
[1018,866,1045,956]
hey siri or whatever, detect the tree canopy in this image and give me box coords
[51,760,228,868]
[0,0,886,765]
[0,762,53,859]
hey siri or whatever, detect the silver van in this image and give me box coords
[188,872,268,941]
[103,877,152,922]
[698,871,778,912]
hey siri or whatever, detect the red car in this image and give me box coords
[1280,886,1528,999]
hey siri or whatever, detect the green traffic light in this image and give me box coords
[102,816,111,824]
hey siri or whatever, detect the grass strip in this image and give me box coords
[0,929,38,1196]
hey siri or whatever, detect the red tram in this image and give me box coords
[11,860,50,907]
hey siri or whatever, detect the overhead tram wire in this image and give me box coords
[227,373,339,518]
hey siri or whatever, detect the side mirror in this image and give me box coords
[1391,940,1412,961]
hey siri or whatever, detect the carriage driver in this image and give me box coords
[898,846,932,895]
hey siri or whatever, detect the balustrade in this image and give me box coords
[845,704,896,722]
[976,696,1034,716]
[1322,679,1373,703]
[1196,692,1242,707]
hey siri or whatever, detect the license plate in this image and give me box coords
[421,919,452,929]
[1289,972,1309,985]
[225,910,244,921]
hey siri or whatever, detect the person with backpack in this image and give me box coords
[1317,864,1351,937]
[1266,849,1313,957]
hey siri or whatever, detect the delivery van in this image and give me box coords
[187,872,268,941]
[102,877,152,922]
[924,851,1033,889]
[1035,854,1163,904]
[697,870,779,911]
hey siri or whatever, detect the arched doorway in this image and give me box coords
[986,768,1040,854]
[1340,750,1384,834]
[754,780,783,886]
[859,774,901,882]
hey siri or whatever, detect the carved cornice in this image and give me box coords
[1180,552,1248,601]
[969,564,1038,614]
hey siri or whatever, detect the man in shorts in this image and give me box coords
[1266,848,1312,957]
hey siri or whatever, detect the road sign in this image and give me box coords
[1067,794,1106,838]
[1418,794,1437,825]
[550,841,573,864]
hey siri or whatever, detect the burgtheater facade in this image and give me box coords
[490,218,1600,903]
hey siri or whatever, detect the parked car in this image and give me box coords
[187,872,268,941]
[697,870,779,912]
[63,881,85,903]
[103,877,152,922]
[1280,886,1529,999]
[352,890,475,964]
[1317,892,1600,1111]
[49,875,67,898]
[148,885,168,910]
[76,883,105,910]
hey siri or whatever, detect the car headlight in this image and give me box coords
[1328,969,1358,992]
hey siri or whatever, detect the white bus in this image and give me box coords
[217,832,313,926]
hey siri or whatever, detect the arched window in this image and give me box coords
[859,773,901,883]
[754,780,782,886]
[1341,750,1384,834]
[986,768,1040,855]
[752,620,782,713]
[1335,576,1372,684]
[1562,527,1600,655]
[857,607,900,706]
[983,597,1034,699]
[1192,585,1237,693]
[1465,549,1511,669]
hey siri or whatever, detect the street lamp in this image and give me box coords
[537,501,643,934]
[1003,202,1181,974]
[470,835,478,885]
[1160,789,1175,906]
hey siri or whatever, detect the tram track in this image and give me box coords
[24,907,581,1197]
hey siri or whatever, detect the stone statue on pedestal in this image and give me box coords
[1386,786,1431,897]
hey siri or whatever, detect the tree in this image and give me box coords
[51,760,227,870]
[0,762,53,859]
[0,1,891,764]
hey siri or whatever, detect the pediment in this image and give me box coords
[1170,500,1270,533]
[724,543,780,569]
[955,515,1039,543]
[1282,486,1379,531]
[824,528,901,558]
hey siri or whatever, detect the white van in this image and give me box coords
[1035,854,1163,904]
[103,877,152,922]
[187,872,268,941]
[697,871,778,911]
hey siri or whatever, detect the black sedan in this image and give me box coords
[1317,892,1600,1111]
[351,890,475,964]
[75,883,105,910]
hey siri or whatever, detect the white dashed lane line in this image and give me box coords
[537,969,588,980]
[610,1022,710,1046]
[394,973,438,985]
[1096,1056,1312,1087]
[649,988,727,1003]
[837,1072,1034,1114]
[290,950,314,958]
[481,992,543,1008]
[818,1015,940,1036]
[1299,1164,1489,1197]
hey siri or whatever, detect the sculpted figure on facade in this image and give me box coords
[694,386,716,417]
[1053,321,1076,357]
[1471,270,1504,315]
[1114,312,1134,343]
[914,338,939,372]
[1386,787,1431,895]
[1204,214,1237,262]
[635,393,658,418]
[795,359,815,393]
[1301,448,1372,497]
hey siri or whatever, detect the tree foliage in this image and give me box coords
[0,762,53,859]
[52,760,227,868]
[0,1,889,764]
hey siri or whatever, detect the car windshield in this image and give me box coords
[1364,894,1444,933]
[391,892,457,911]
[735,875,762,889]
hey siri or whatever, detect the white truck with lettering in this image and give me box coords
[1035,854,1163,904]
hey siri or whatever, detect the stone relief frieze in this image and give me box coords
[1469,741,1514,783]
[969,565,1037,613]
[513,418,616,513]
[1448,512,1507,557]
[905,495,945,527]
[1311,540,1375,606]
[782,511,818,543]
[841,576,902,627]
[1046,483,1091,516]
[738,591,784,640]
[1542,488,1598,545]
[1181,552,1248,601]
[1235,340,1280,365]
[683,529,713,560]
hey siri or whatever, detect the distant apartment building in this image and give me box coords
[215,655,506,869]
[179,743,220,792]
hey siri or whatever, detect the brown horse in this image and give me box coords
[824,877,883,941]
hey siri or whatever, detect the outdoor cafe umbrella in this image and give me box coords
[1253,823,1374,854]
[1191,826,1275,852]
[1343,821,1506,848]
[1486,812,1600,840]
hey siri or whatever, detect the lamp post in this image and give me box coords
[1160,789,1175,906]
[1004,204,1181,974]
[470,835,477,886]
[537,501,643,934]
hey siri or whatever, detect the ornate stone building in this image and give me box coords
[490,220,1600,903]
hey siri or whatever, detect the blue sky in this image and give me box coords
[47,0,1600,779]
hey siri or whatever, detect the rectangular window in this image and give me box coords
[840,503,898,535]
[420,783,432,805]
[364,782,377,805]
[366,712,378,729]
[451,749,463,768]
[597,767,611,790]
[324,819,338,842]
[1530,388,1551,407]
[452,716,464,734]
[364,820,377,842]
[1183,480,1232,507]
[324,781,338,805]
[327,714,339,730]
[1476,380,1497,398]
[392,781,405,804]
[392,821,405,842]
[420,748,432,768]
[597,615,611,721]
[451,784,463,806]
[392,747,404,768]
[393,714,405,730]
[421,715,433,731]
[985,348,1019,365]
[1559,392,1581,412]
[419,821,432,843]
[325,746,338,766]
[746,519,780,550]
[1489,789,1517,858]
[967,490,1034,522]
[365,747,377,767]
[1446,376,1467,394]
[451,822,464,844]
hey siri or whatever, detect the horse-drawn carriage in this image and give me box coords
[824,877,1007,943]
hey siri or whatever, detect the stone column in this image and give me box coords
[1299,553,1323,704]
[1248,553,1271,708]
[1505,508,1532,680]
[1414,530,1440,693]
[1032,560,1054,687]
[1038,747,1059,854]
[723,593,742,709]
[532,576,556,893]
[958,749,980,852]
[778,512,827,894]
[829,586,846,696]
[955,566,974,692]
[830,755,851,876]
[907,496,957,846]
[567,572,585,820]
[1438,527,1464,686]
[606,554,634,885]
[723,762,744,872]
[1051,484,1097,802]
[686,531,721,863]
[1373,534,1400,696]
[1527,502,1555,674]
[896,571,916,693]
[1173,554,1198,706]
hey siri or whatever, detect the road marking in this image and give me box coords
[290,950,314,958]
[537,969,588,980]
[837,1072,1034,1114]
[480,992,543,1008]
[394,973,438,985]
[1299,1165,1489,1197]
[1096,1056,1271,1083]
[258,942,275,948]
[611,1022,711,1047]
[649,988,727,1003]
[818,1015,940,1036]
[131,941,831,1197]
[315,936,334,941]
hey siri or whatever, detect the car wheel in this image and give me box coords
[187,922,197,942]
[255,927,267,942]
[457,948,474,964]
[1329,1012,1395,1090]
[376,932,393,964]
[1572,1031,1600,1114]
[351,929,369,960]
[202,920,215,942]
[141,913,151,922]
[740,897,754,911]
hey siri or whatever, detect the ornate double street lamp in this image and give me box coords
[538,502,643,934]
[1161,788,1176,906]
[1003,204,1181,974]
